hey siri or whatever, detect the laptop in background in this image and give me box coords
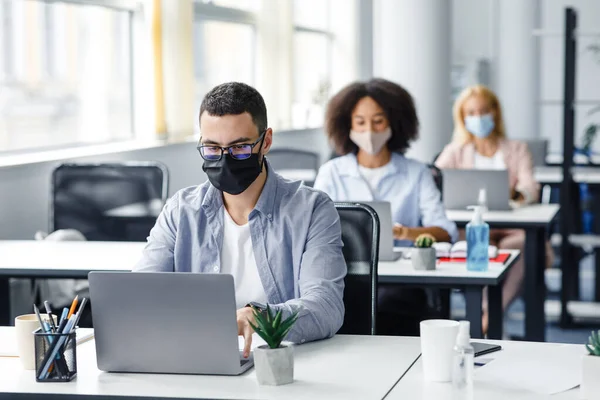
[89,272,254,375]
[361,201,403,261]
[523,139,548,167]
[442,170,511,211]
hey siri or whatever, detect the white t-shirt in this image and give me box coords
[358,163,391,193]
[474,150,506,170]
[220,209,268,309]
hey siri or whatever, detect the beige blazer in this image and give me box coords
[435,139,540,203]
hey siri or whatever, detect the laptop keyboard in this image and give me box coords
[240,358,250,366]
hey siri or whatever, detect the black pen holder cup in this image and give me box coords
[34,328,77,382]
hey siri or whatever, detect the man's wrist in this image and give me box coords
[245,302,268,319]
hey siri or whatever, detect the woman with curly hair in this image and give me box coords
[314,78,457,335]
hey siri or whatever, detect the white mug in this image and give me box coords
[420,319,460,382]
[15,314,57,370]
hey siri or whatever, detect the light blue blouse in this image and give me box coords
[314,153,458,245]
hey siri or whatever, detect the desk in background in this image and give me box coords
[446,204,560,342]
[379,250,520,340]
[0,334,422,400]
[0,240,518,337]
[0,241,144,325]
[534,166,600,185]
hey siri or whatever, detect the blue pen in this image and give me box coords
[38,317,76,380]
[59,308,69,325]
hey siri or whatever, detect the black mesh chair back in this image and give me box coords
[335,202,380,335]
[428,164,443,198]
[50,162,169,241]
[266,148,320,186]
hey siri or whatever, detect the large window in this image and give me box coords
[193,0,257,129]
[0,0,134,153]
[292,0,332,129]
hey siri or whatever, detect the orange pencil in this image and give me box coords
[67,296,79,319]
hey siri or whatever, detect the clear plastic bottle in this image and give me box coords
[452,321,474,399]
[466,202,489,272]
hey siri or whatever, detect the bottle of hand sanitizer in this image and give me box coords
[466,191,489,272]
[452,321,474,398]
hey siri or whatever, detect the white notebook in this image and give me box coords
[432,241,498,258]
[0,327,94,357]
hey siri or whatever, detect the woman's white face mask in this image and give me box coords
[350,127,392,155]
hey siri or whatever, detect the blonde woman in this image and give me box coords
[435,84,553,333]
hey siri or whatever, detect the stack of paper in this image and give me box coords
[475,344,584,395]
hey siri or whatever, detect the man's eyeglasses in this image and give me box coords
[197,132,265,161]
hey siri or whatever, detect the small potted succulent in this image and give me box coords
[412,234,437,271]
[250,305,298,386]
[581,330,600,398]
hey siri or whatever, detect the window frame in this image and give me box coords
[192,1,258,96]
[0,0,141,154]
[291,0,334,127]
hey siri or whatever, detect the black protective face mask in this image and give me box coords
[202,152,265,195]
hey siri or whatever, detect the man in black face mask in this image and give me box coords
[134,82,346,357]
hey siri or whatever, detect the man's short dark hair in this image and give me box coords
[326,78,419,155]
[199,82,268,134]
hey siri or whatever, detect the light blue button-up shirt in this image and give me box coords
[134,162,346,344]
[314,153,458,245]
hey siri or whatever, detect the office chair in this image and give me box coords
[50,162,169,241]
[266,148,320,187]
[40,162,169,327]
[428,164,443,197]
[334,202,380,335]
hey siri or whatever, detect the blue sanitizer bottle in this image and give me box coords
[466,205,489,272]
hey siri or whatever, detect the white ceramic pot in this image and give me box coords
[254,344,294,386]
[412,248,436,271]
[581,355,600,399]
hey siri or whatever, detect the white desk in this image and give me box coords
[0,240,143,325]
[378,251,520,340]
[103,199,164,217]
[277,169,318,185]
[0,335,422,400]
[446,204,559,226]
[386,340,585,399]
[0,241,143,278]
[535,166,600,184]
[446,204,559,342]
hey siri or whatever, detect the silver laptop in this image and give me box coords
[523,139,548,167]
[443,169,511,211]
[89,272,254,375]
[361,201,403,261]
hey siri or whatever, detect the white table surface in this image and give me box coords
[386,340,585,400]
[535,166,600,184]
[103,199,164,217]
[0,241,519,285]
[0,334,422,400]
[446,204,559,225]
[378,250,519,285]
[277,168,318,182]
[0,241,143,277]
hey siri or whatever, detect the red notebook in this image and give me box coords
[437,253,510,264]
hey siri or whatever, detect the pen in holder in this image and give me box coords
[34,328,77,382]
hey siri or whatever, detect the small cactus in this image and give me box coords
[415,234,436,248]
[586,330,600,356]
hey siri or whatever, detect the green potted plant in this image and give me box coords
[250,305,298,386]
[412,234,437,271]
[582,330,600,399]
